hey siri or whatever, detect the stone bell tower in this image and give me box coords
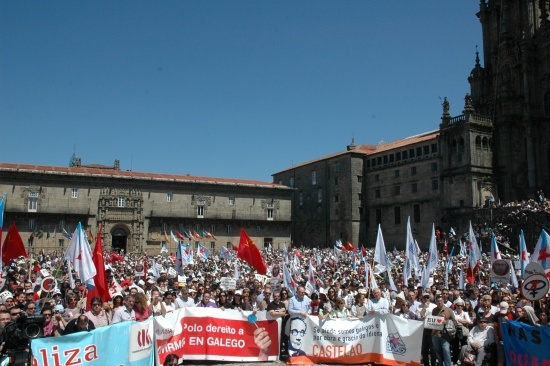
[468,0,550,201]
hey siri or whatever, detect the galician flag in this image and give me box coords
[531,229,550,269]
[65,222,97,289]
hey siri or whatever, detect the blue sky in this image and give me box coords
[1,1,482,182]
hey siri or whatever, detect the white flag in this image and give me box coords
[65,222,97,289]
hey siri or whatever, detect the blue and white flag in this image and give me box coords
[531,229,550,269]
[426,224,438,274]
[196,243,210,261]
[65,222,97,289]
[220,246,233,260]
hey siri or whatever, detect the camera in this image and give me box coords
[0,315,45,365]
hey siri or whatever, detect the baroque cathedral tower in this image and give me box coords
[468,0,550,201]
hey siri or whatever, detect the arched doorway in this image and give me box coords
[111,227,128,254]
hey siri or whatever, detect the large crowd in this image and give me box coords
[0,200,549,366]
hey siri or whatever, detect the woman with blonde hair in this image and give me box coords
[133,293,151,321]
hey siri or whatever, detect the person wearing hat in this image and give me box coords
[460,317,495,366]
[492,301,513,366]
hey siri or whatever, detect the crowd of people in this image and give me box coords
[0,215,548,365]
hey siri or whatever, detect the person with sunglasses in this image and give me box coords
[40,306,65,337]
[24,301,36,317]
[84,297,111,328]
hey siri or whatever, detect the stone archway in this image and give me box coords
[111,226,129,254]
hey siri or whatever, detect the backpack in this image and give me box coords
[443,318,458,339]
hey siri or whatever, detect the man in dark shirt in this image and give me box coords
[431,295,455,366]
[63,315,95,335]
[267,292,286,318]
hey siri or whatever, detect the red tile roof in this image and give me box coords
[273,130,439,174]
[0,162,287,189]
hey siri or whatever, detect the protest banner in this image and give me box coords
[288,314,423,365]
[220,277,237,291]
[31,319,154,366]
[501,319,550,366]
[154,308,281,364]
[269,277,282,293]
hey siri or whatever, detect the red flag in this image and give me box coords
[176,231,186,240]
[347,242,355,251]
[85,225,110,310]
[294,249,303,258]
[237,228,267,275]
[231,243,239,252]
[1,222,28,265]
[361,245,367,257]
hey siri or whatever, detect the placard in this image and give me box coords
[269,277,282,293]
[220,277,236,290]
[255,274,268,285]
[424,315,444,330]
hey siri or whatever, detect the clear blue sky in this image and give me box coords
[1,1,482,182]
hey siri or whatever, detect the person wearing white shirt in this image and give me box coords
[367,288,390,315]
[461,318,495,366]
[112,295,136,324]
[175,288,196,309]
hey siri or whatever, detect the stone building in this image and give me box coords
[470,0,550,200]
[0,161,292,254]
[273,97,496,249]
[274,1,550,249]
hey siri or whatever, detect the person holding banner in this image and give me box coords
[288,286,311,318]
[329,297,351,319]
[367,288,389,315]
[431,295,455,366]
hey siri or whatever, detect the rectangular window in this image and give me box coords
[375,174,380,182]
[229,196,235,205]
[423,145,430,155]
[59,220,65,230]
[299,192,303,207]
[161,223,167,232]
[371,158,376,167]
[210,242,215,249]
[167,193,173,202]
[403,150,408,159]
[28,198,38,212]
[414,204,421,223]
[317,189,322,203]
[211,224,216,234]
[394,206,401,224]
[312,171,317,185]
[376,209,382,224]
[117,196,125,207]
[334,195,339,203]
[28,219,35,230]
[28,238,33,247]
[256,226,261,233]
[357,176,362,183]
[411,182,418,193]
[432,179,439,190]
[431,143,438,153]
[411,166,417,175]
[58,239,64,247]
[267,208,274,220]
[333,163,340,173]
[278,180,283,185]
[71,188,78,198]
[416,147,422,157]
[375,189,381,198]
[289,177,295,188]
[226,242,231,248]
[197,205,205,218]
[334,178,338,186]
[394,170,400,178]
[383,156,388,164]
[366,160,371,168]
[335,208,339,216]
[396,152,401,161]
[226,225,232,234]
[377,157,382,165]
[389,154,395,163]
[431,162,438,171]
[358,193,362,202]
[409,149,415,158]
[394,186,401,196]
